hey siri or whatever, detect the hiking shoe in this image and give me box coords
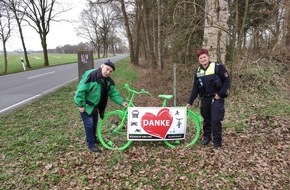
[201,138,211,145]
[213,144,221,151]
[95,139,100,145]
[89,147,102,153]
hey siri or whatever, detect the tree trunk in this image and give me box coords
[111,44,115,56]
[41,35,49,67]
[13,5,31,68]
[203,0,229,63]
[141,0,157,68]
[102,37,108,58]
[157,0,162,70]
[19,28,31,68]
[238,0,248,50]
[120,0,138,65]
[2,41,8,73]
[285,0,290,51]
[133,0,142,66]
[0,4,12,73]
[97,47,101,59]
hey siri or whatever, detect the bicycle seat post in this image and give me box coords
[162,99,167,107]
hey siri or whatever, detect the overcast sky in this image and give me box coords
[3,0,87,51]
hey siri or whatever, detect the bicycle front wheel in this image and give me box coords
[97,110,132,150]
[164,109,202,148]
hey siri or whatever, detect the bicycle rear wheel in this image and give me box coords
[97,110,132,150]
[164,109,202,148]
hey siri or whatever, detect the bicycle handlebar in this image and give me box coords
[124,83,152,96]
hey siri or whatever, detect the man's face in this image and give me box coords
[102,65,114,78]
[198,53,209,66]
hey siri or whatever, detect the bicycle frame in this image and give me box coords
[98,83,201,150]
[97,84,151,150]
[112,84,152,133]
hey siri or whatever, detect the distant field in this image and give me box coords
[0,53,78,75]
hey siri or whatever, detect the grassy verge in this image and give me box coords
[224,60,290,130]
[0,53,79,75]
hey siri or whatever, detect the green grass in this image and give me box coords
[224,60,290,130]
[0,57,137,189]
[0,53,78,75]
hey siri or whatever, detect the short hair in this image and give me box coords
[197,48,209,57]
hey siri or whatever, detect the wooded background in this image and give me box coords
[86,0,290,70]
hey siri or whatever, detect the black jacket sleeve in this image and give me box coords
[217,64,231,97]
[187,73,199,105]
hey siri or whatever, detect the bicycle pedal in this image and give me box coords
[108,141,113,146]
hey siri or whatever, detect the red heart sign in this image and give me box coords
[140,108,173,139]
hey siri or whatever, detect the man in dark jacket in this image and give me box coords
[74,60,127,153]
[187,48,231,151]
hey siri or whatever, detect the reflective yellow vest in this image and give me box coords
[196,62,216,77]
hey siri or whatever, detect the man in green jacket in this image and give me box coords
[74,60,128,153]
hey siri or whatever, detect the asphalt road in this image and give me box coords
[0,54,129,115]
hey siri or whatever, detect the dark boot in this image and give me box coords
[201,137,211,145]
[89,147,102,153]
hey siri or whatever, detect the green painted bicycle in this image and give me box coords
[97,84,202,150]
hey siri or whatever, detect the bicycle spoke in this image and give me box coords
[98,110,132,150]
[164,110,201,148]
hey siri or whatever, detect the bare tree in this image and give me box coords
[120,0,139,65]
[113,36,125,53]
[0,3,12,73]
[77,5,103,58]
[108,31,118,56]
[141,0,157,68]
[98,4,116,57]
[203,0,229,63]
[21,0,68,66]
[77,2,119,59]
[0,0,31,68]
[285,0,290,52]
[91,0,156,66]
[156,0,162,70]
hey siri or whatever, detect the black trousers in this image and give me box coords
[200,96,225,146]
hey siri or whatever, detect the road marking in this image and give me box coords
[0,94,41,114]
[0,77,78,115]
[28,71,55,79]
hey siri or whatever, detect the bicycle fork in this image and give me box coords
[111,111,128,134]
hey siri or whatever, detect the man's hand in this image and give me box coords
[78,107,85,113]
[214,93,221,100]
[186,104,191,108]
